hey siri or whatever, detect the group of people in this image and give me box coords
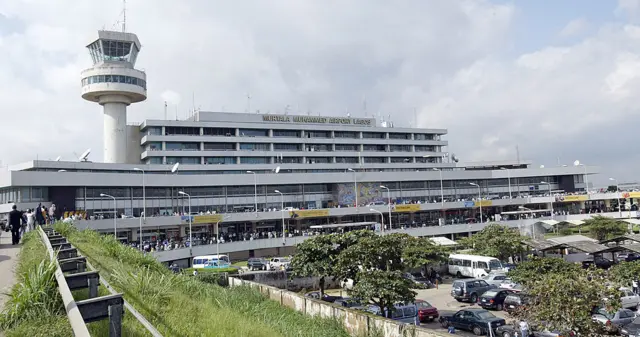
[2,204,56,245]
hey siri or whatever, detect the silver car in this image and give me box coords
[483,272,509,287]
[592,308,636,333]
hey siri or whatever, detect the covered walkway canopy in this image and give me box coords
[599,233,640,245]
[429,236,458,246]
[309,222,376,229]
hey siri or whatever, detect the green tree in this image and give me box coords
[608,261,640,287]
[584,216,626,241]
[458,224,526,261]
[507,257,581,286]
[290,234,337,296]
[512,268,621,336]
[402,236,446,271]
[349,270,416,318]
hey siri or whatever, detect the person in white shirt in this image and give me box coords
[519,320,529,337]
[26,209,35,232]
[633,280,638,295]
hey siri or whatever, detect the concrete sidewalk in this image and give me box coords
[0,233,20,312]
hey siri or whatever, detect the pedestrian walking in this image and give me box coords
[8,205,24,245]
[26,209,35,232]
[519,320,529,337]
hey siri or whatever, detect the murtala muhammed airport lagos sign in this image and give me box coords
[262,114,373,126]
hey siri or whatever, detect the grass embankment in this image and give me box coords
[0,231,152,337]
[55,223,353,337]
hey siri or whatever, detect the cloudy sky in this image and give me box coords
[0,0,638,185]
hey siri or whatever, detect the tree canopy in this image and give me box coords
[457,223,526,261]
[349,270,416,318]
[290,234,337,296]
[584,216,627,241]
[608,261,640,287]
[507,256,581,286]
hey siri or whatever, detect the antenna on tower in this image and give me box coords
[362,96,367,117]
[122,0,127,33]
[413,107,417,127]
[516,145,520,164]
[246,93,252,113]
[164,101,167,120]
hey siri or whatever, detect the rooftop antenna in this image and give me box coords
[362,95,367,117]
[164,101,168,120]
[122,0,126,33]
[192,92,195,114]
[516,145,520,164]
[413,107,417,127]
[246,93,252,113]
[284,105,290,115]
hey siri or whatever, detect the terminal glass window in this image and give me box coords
[336,157,359,164]
[205,157,235,165]
[274,143,302,151]
[414,133,436,141]
[364,157,387,163]
[334,131,358,139]
[101,40,132,62]
[304,184,330,194]
[306,157,331,164]
[166,157,200,164]
[146,127,162,136]
[82,75,146,89]
[390,145,411,152]
[146,157,163,164]
[165,127,199,136]
[165,142,200,151]
[389,133,412,140]
[239,129,268,137]
[416,156,439,163]
[363,144,386,152]
[390,157,412,163]
[306,131,331,138]
[415,145,436,152]
[239,143,270,151]
[279,157,302,164]
[146,142,162,151]
[335,144,359,151]
[362,132,385,139]
[203,127,235,136]
[240,157,270,164]
[273,130,301,138]
[203,142,235,151]
[306,144,332,152]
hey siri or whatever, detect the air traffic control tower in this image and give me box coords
[81,30,147,163]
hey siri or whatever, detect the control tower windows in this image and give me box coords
[102,40,133,62]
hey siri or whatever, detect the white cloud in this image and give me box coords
[559,18,589,37]
[0,0,637,184]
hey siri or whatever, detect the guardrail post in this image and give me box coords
[109,302,123,337]
[89,277,99,298]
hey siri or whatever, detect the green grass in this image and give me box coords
[55,223,353,337]
[232,260,248,267]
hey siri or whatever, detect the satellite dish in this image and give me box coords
[55,156,61,162]
[539,165,545,169]
[79,149,91,162]
[574,160,580,166]
[171,162,180,173]
[275,166,281,174]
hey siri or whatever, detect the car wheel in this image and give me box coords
[470,293,478,303]
[440,319,449,329]
[456,298,463,302]
[496,303,503,311]
[502,332,512,337]
[472,325,483,336]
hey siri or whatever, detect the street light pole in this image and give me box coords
[574,161,589,193]
[501,167,512,199]
[433,168,444,206]
[133,167,146,251]
[275,190,285,245]
[370,209,384,233]
[178,191,192,255]
[215,215,231,260]
[348,168,357,210]
[469,183,483,223]
[540,181,554,220]
[100,193,117,237]
[247,171,258,216]
[609,178,622,217]
[380,185,392,229]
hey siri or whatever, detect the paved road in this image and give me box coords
[0,233,20,336]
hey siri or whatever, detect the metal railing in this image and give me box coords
[38,226,163,337]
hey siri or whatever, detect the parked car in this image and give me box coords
[334,297,365,309]
[496,322,571,337]
[503,292,531,313]
[439,308,506,336]
[592,307,637,333]
[620,287,640,309]
[415,299,439,323]
[479,289,515,311]
[403,273,433,289]
[582,256,614,270]
[368,303,421,324]
[483,272,509,287]
[621,316,640,336]
[268,257,291,271]
[304,291,343,303]
[451,279,497,303]
[247,258,268,271]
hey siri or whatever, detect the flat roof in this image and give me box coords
[429,236,458,246]
[309,222,376,229]
[547,235,597,244]
[600,234,640,245]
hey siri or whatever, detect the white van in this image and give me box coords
[448,254,505,278]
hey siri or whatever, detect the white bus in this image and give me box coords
[192,255,230,269]
[448,254,505,278]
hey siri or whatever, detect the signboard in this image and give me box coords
[464,201,475,208]
[182,215,223,224]
[622,192,640,198]
[262,114,372,126]
[474,200,493,207]
[393,204,421,213]
[289,209,330,218]
[555,195,588,202]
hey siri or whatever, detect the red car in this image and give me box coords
[416,299,439,323]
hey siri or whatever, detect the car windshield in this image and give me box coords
[416,301,432,309]
[595,308,614,320]
[280,258,291,263]
[482,291,499,297]
[476,311,496,320]
[488,259,503,270]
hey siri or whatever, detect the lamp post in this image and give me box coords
[133,167,146,251]
[540,181,554,220]
[178,191,192,255]
[348,168,358,209]
[433,168,444,206]
[469,183,483,223]
[370,209,384,233]
[380,185,392,229]
[275,190,286,245]
[100,193,117,237]
[574,160,589,193]
[500,167,512,199]
[609,177,622,217]
[247,171,258,215]
[518,205,535,237]
[215,215,231,260]
[171,163,180,214]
